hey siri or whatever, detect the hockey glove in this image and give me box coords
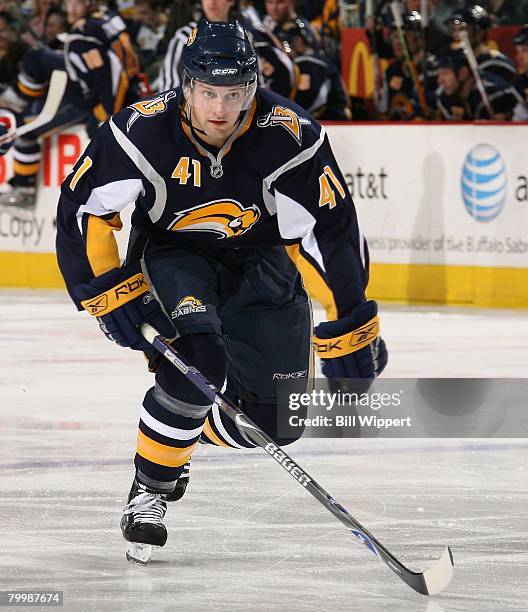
[314,300,388,388]
[73,263,175,351]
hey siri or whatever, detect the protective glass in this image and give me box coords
[183,76,257,112]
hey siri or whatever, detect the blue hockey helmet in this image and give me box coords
[182,19,258,86]
[182,20,258,111]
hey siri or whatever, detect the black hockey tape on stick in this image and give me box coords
[140,322,455,596]
[0,70,68,146]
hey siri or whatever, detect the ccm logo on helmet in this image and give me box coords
[212,68,238,75]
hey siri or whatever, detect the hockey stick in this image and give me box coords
[459,30,494,118]
[141,322,455,596]
[390,1,431,117]
[0,70,67,146]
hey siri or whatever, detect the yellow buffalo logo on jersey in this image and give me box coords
[186,27,198,46]
[169,199,260,239]
[256,105,311,145]
[126,91,177,131]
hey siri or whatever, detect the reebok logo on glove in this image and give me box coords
[81,273,149,316]
[314,317,379,358]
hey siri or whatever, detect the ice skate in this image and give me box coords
[0,185,36,209]
[121,478,168,565]
[120,463,191,565]
[165,459,191,502]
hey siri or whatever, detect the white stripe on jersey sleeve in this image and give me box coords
[109,118,168,222]
[274,188,326,272]
[75,178,143,234]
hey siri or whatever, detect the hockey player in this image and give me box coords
[0,0,141,208]
[382,11,436,121]
[279,17,350,120]
[448,5,517,83]
[62,0,140,131]
[0,45,87,208]
[435,49,520,120]
[56,20,387,564]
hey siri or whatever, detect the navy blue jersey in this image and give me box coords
[56,88,369,320]
[293,52,350,120]
[64,10,139,121]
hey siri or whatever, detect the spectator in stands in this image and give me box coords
[21,0,62,46]
[132,0,167,77]
[281,16,351,119]
[0,11,29,113]
[44,6,69,49]
[512,25,528,120]
[435,48,520,120]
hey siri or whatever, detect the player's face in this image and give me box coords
[202,0,234,22]
[515,45,528,72]
[265,0,291,24]
[66,0,89,24]
[437,67,458,95]
[189,82,248,144]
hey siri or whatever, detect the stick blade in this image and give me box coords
[422,546,454,595]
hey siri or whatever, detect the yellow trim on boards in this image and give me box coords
[1,252,528,308]
[367,263,528,309]
[0,252,64,288]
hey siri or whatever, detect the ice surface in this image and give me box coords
[0,291,527,611]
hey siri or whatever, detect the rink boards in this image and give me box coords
[1,123,527,307]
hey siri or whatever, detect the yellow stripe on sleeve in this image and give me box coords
[285,244,338,321]
[13,161,40,176]
[86,213,122,277]
[137,431,196,467]
[203,416,230,448]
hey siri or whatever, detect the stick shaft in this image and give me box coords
[141,323,452,595]
[0,70,67,146]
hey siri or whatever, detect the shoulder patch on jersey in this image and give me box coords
[186,27,198,46]
[126,91,178,131]
[257,105,310,145]
[168,199,260,238]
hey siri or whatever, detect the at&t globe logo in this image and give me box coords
[461,144,507,222]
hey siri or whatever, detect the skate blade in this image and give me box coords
[125,542,153,565]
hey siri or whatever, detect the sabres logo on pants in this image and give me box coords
[168,199,260,238]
